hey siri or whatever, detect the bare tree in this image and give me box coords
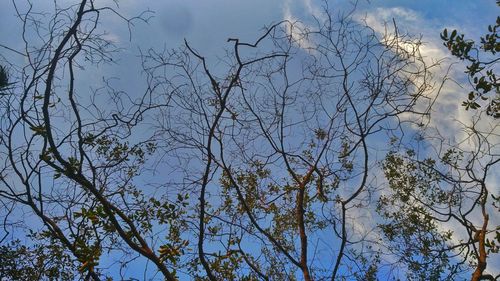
[3,1,495,280]
[141,4,439,279]
[0,1,178,280]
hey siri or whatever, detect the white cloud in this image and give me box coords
[301,0,327,22]
[281,3,500,274]
[282,0,318,52]
[361,7,499,150]
[360,7,500,275]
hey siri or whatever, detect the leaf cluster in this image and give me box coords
[441,4,500,118]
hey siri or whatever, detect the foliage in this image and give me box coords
[378,131,499,281]
[0,66,8,89]
[0,1,497,280]
[441,2,500,118]
[0,65,10,98]
[0,238,76,280]
[379,151,459,280]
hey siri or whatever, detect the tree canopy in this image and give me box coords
[0,1,498,280]
[441,1,500,118]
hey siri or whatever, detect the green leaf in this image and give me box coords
[450,29,457,39]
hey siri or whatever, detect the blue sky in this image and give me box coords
[2,0,497,98]
[0,0,499,280]
[1,0,498,59]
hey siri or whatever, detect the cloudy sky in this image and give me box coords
[3,0,497,63]
[1,0,497,100]
[3,0,496,127]
[0,0,498,279]
[92,0,499,198]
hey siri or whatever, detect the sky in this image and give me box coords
[0,0,499,279]
[1,0,498,106]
